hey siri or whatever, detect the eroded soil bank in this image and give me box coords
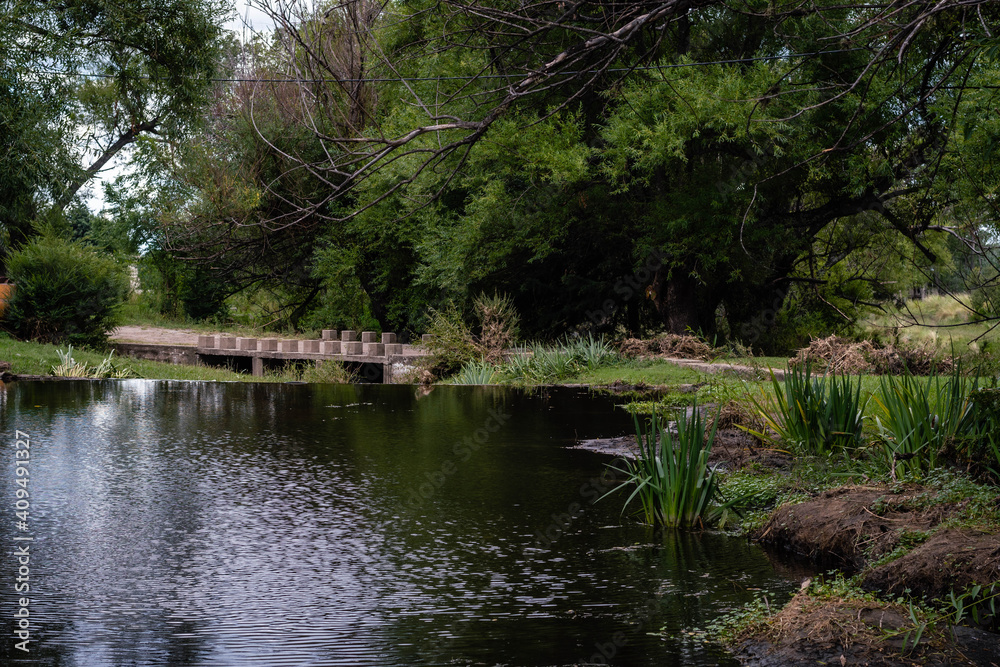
[742,486,1000,666]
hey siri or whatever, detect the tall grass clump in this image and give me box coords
[449,360,498,385]
[602,403,735,529]
[872,365,978,479]
[745,365,866,455]
[501,334,617,383]
[970,389,1000,482]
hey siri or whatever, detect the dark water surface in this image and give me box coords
[0,380,796,666]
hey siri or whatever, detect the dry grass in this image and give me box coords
[789,335,949,375]
[618,334,713,360]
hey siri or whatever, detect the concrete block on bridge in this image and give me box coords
[302,340,321,353]
[198,335,217,348]
[361,331,378,343]
[260,338,278,351]
[363,343,385,356]
[343,341,363,355]
[321,329,338,340]
[321,340,341,355]
[280,340,300,353]
[341,330,357,342]
[381,332,397,344]
[238,337,257,351]
[219,336,237,350]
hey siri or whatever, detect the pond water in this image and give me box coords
[0,380,797,666]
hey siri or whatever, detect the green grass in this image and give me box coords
[562,359,703,386]
[0,337,284,382]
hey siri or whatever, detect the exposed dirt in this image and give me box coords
[746,485,1000,664]
[863,529,1000,601]
[755,486,973,573]
[737,588,1000,666]
[572,427,793,470]
[709,429,794,470]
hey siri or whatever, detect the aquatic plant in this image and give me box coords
[603,403,736,529]
[744,364,866,455]
[51,346,137,379]
[449,360,498,385]
[872,366,978,478]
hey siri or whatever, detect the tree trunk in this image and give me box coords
[649,264,718,336]
[53,117,161,213]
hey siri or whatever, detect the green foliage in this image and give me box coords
[601,405,737,529]
[426,293,521,376]
[461,334,619,384]
[425,303,484,377]
[178,266,228,321]
[5,236,129,347]
[300,359,355,384]
[970,388,1000,481]
[745,365,866,455]
[51,345,137,379]
[448,360,498,385]
[872,368,979,478]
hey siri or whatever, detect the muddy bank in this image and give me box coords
[737,586,1000,666]
[737,485,1000,666]
[572,427,793,470]
[755,486,1000,602]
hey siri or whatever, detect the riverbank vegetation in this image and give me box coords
[5,1,1000,662]
[0,336,353,384]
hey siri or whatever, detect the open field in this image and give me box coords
[864,293,1000,352]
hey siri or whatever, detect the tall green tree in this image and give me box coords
[0,0,227,248]
[153,0,1000,342]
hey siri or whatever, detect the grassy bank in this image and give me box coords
[0,336,354,383]
[604,363,1000,665]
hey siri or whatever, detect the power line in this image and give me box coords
[24,47,868,85]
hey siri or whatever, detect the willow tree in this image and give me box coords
[160,0,1000,339]
[1,0,227,235]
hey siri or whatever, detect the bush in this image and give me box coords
[5,236,129,347]
[425,293,520,376]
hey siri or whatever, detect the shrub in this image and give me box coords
[5,236,129,347]
[425,293,520,376]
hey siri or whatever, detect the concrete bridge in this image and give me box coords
[113,329,432,383]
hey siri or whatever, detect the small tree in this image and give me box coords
[4,236,129,347]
